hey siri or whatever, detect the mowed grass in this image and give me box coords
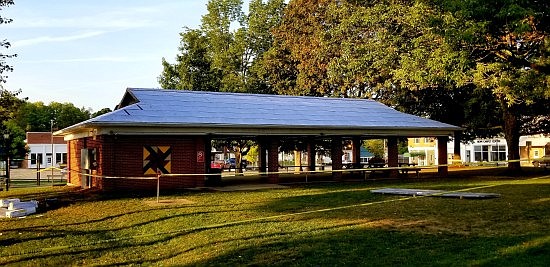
[1,169,549,266]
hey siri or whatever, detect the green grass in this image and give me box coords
[1,170,549,266]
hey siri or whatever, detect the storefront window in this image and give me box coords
[474,145,489,161]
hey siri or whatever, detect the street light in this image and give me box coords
[3,132,10,191]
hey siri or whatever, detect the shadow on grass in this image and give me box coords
[192,227,549,266]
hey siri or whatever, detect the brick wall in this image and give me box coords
[68,135,207,191]
[27,132,66,144]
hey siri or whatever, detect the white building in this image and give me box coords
[25,132,67,169]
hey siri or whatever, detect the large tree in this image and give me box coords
[160,0,285,173]
[159,0,285,94]
[266,0,550,172]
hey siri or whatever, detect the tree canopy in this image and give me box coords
[14,101,92,132]
[161,0,550,172]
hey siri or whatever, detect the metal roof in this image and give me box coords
[56,88,461,139]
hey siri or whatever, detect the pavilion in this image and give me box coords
[55,88,461,191]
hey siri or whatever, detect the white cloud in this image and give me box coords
[13,31,107,47]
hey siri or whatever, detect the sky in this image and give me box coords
[2,0,240,112]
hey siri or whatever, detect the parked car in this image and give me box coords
[210,160,225,169]
[532,156,550,167]
[226,158,247,169]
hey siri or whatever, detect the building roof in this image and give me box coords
[56,88,461,140]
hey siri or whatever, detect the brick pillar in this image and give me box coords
[438,136,449,177]
[331,137,343,180]
[204,136,212,178]
[307,140,316,171]
[352,137,361,168]
[195,136,206,187]
[387,137,399,178]
[267,138,279,183]
[258,138,267,174]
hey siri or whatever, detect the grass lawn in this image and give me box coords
[1,168,549,266]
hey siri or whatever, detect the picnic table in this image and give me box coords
[398,163,421,178]
[367,162,388,178]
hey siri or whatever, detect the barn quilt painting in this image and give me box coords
[143,146,171,175]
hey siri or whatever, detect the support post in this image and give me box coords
[331,137,343,180]
[387,137,399,178]
[438,136,449,177]
[352,137,361,168]
[267,139,279,183]
[307,140,316,171]
[258,138,267,174]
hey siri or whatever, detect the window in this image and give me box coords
[424,138,430,143]
[31,153,43,166]
[491,145,507,161]
[30,153,37,165]
[534,150,540,158]
[474,145,489,161]
[414,138,420,144]
[55,153,67,164]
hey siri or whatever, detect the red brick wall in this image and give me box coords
[68,139,83,186]
[27,132,66,144]
[68,135,207,191]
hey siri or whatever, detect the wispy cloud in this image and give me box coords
[23,55,158,64]
[8,5,162,30]
[14,31,107,47]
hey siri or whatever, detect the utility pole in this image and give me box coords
[51,119,54,186]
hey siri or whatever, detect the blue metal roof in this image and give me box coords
[58,88,461,137]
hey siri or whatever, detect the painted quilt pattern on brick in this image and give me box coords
[143,146,171,175]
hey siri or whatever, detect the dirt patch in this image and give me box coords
[144,198,195,206]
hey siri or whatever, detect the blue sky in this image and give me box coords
[3,1,231,111]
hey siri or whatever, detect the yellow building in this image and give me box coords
[407,137,437,166]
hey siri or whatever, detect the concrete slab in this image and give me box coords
[371,188,500,199]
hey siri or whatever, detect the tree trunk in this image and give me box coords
[503,108,521,173]
[453,131,462,165]
[234,146,243,175]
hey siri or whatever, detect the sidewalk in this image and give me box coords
[8,168,64,180]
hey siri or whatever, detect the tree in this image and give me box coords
[159,28,221,91]
[0,0,15,84]
[268,0,550,172]
[159,0,285,94]
[14,102,92,132]
[160,0,285,173]
[0,88,27,159]
[91,108,112,118]
[436,0,550,171]
[262,0,340,96]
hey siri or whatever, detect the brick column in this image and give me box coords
[387,137,399,178]
[331,137,343,180]
[438,136,449,177]
[204,136,212,173]
[257,138,267,174]
[307,140,316,171]
[267,138,279,183]
[195,136,206,187]
[352,137,361,168]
